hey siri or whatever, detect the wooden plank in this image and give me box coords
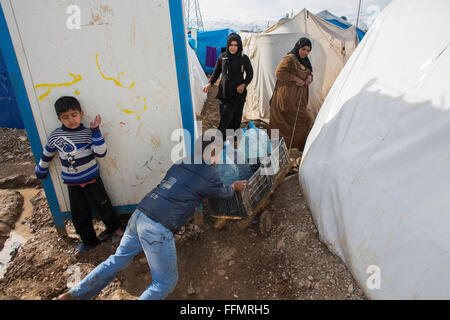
[211,215,243,220]
[214,218,228,229]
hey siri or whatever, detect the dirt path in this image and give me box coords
[0,91,366,300]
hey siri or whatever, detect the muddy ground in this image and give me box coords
[0,84,366,300]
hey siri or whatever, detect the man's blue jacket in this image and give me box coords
[137,155,235,233]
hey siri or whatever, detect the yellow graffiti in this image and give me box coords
[34,73,82,100]
[116,98,147,120]
[74,90,80,95]
[95,54,135,89]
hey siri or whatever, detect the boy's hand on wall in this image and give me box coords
[90,114,102,129]
[34,166,47,180]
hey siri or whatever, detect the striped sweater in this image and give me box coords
[35,124,107,185]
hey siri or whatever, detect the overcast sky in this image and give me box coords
[197,0,393,25]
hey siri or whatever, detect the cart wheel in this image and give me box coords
[258,211,272,236]
[237,218,250,230]
[214,218,227,230]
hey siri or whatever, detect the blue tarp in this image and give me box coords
[324,19,366,42]
[188,28,235,75]
[0,48,24,129]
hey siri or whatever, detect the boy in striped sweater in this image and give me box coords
[35,96,123,257]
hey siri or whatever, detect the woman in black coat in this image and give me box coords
[203,33,253,140]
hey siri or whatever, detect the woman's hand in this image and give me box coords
[90,114,101,129]
[203,83,212,93]
[294,76,305,87]
[305,75,312,86]
[236,83,246,94]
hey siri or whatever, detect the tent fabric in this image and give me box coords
[0,48,24,129]
[299,0,450,299]
[188,28,235,75]
[241,9,359,123]
[316,10,366,42]
[187,43,208,116]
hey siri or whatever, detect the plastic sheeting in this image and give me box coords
[187,44,208,116]
[188,28,235,75]
[299,0,450,299]
[316,10,366,42]
[241,9,359,123]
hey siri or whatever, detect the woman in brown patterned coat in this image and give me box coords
[269,37,313,151]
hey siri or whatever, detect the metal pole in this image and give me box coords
[356,0,362,29]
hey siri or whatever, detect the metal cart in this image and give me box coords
[207,138,293,235]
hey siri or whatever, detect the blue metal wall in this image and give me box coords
[0,46,24,129]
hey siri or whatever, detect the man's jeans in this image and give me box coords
[69,208,178,300]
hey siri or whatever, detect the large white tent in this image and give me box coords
[241,9,360,123]
[300,0,450,299]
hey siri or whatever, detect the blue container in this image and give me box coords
[237,121,272,173]
[238,121,272,159]
[223,140,253,180]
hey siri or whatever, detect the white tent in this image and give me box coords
[187,44,208,116]
[241,9,360,123]
[300,0,450,299]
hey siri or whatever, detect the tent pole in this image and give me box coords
[304,9,308,34]
[356,0,362,29]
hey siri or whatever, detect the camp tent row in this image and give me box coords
[241,9,360,123]
[191,2,450,299]
[2,9,359,129]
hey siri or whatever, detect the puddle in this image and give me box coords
[0,232,26,279]
[0,188,39,279]
[14,188,39,239]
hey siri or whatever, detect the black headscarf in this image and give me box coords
[225,33,243,57]
[223,33,243,76]
[288,37,313,72]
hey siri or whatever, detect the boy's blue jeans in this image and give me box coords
[69,208,178,300]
